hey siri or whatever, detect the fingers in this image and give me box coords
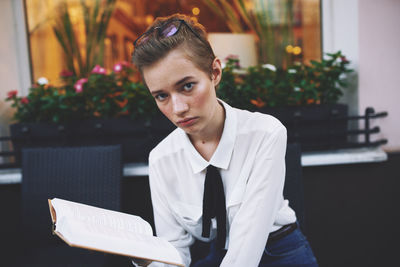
[131,257,153,267]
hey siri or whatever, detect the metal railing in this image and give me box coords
[287,107,388,150]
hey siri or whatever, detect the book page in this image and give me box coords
[61,218,183,265]
[51,198,153,236]
[50,198,183,266]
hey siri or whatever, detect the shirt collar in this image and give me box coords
[178,99,237,174]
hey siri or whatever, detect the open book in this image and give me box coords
[48,198,184,266]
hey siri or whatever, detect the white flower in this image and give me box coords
[294,87,301,92]
[113,64,122,72]
[232,69,247,75]
[37,77,49,85]
[262,64,277,72]
[339,73,347,80]
[288,69,297,74]
[221,62,226,69]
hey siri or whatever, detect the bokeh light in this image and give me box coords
[192,7,200,16]
[145,15,154,25]
[286,45,294,53]
[293,46,302,55]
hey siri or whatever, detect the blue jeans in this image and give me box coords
[191,225,318,267]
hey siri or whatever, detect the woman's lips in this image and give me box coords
[177,117,198,127]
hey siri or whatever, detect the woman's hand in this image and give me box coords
[131,257,152,267]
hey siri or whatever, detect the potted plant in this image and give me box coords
[217,51,353,151]
[52,0,116,77]
[203,0,295,67]
[6,50,353,163]
[6,0,177,164]
[6,63,174,163]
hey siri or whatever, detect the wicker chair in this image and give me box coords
[19,145,129,267]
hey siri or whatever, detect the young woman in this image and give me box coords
[131,13,318,267]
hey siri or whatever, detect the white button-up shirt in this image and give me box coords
[148,100,296,267]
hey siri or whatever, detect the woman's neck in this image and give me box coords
[189,101,225,161]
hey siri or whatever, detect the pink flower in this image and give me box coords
[74,78,88,93]
[224,55,240,68]
[91,65,107,75]
[7,90,18,99]
[113,61,131,73]
[60,70,74,77]
[225,54,239,61]
[340,56,349,63]
[121,61,130,66]
[21,97,29,104]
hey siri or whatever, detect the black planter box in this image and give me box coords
[258,104,349,151]
[10,115,176,164]
[9,104,349,165]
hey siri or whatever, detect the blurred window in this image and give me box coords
[25,0,321,84]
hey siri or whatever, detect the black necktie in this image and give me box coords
[202,165,226,250]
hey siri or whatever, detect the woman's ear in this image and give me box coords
[211,58,222,87]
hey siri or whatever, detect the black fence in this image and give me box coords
[286,106,388,150]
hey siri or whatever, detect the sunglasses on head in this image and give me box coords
[133,19,204,48]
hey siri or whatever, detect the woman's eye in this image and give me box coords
[183,82,194,91]
[155,93,168,101]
